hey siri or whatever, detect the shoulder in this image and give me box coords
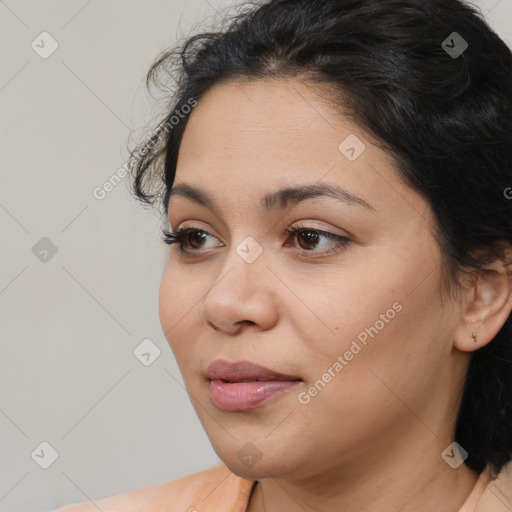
[475,460,512,512]
[53,463,255,512]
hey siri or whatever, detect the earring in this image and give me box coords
[472,332,477,343]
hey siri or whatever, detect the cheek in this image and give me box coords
[158,265,177,339]
[158,262,202,367]
[288,243,446,398]
[278,263,404,371]
[290,299,443,462]
[327,290,444,410]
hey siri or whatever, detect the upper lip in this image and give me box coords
[205,359,302,382]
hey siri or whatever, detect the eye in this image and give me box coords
[162,225,219,254]
[284,225,350,256]
[162,224,351,257]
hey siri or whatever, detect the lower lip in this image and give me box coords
[208,379,301,411]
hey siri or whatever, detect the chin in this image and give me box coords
[214,441,304,481]
[223,458,286,481]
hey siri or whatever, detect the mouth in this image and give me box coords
[205,359,303,411]
[205,358,302,382]
[218,378,299,383]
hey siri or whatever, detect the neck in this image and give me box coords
[246,426,480,512]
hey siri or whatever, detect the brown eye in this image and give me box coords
[162,227,219,254]
[163,224,350,258]
[296,229,320,250]
[187,231,208,249]
[285,226,351,257]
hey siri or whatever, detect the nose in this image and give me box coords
[199,249,279,335]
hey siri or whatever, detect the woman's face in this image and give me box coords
[159,78,468,481]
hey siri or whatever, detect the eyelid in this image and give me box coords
[170,218,350,240]
[163,222,351,257]
[176,222,223,242]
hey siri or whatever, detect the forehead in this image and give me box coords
[180,78,347,153]
[172,78,429,225]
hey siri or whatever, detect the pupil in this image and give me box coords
[299,230,318,249]
[190,232,206,248]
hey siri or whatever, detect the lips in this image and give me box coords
[205,359,302,383]
[205,359,303,411]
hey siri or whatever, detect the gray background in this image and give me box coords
[1,1,511,510]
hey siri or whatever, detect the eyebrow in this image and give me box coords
[167,182,376,213]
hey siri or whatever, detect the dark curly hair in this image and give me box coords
[128,0,512,479]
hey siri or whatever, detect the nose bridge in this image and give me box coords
[199,233,277,333]
[233,233,266,266]
[214,233,267,293]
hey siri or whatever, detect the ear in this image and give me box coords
[454,242,512,352]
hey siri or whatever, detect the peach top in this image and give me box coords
[54,461,512,512]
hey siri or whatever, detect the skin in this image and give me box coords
[158,77,512,512]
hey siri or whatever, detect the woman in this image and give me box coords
[55,0,512,510]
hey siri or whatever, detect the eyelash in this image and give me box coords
[161,224,350,257]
